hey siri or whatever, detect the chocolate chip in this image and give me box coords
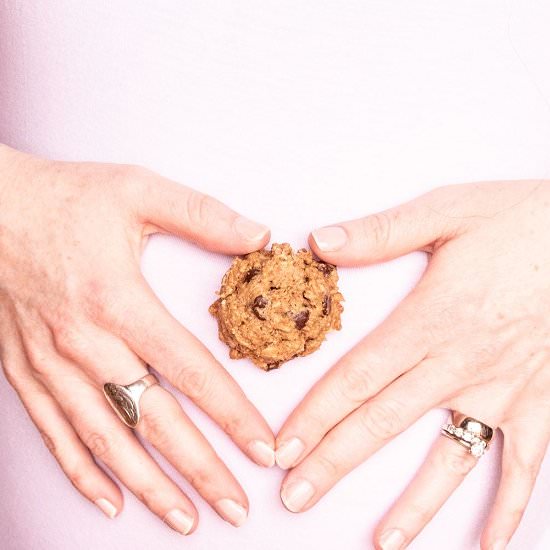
[293,310,310,330]
[317,262,335,276]
[243,267,260,283]
[266,361,282,371]
[252,295,268,320]
[322,295,331,316]
[252,309,265,320]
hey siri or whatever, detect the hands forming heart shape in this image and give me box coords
[1,143,549,550]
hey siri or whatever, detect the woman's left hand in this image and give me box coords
[275,180,550,549]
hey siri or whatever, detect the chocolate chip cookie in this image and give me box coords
[209,243,343,370]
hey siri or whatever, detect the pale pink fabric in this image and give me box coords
[1,2,550,549]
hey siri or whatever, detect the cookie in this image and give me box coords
[209,243,343,370]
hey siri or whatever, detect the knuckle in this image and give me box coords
[438,445,475,476]
[86,432,114,460]
[175,365,211,402]
[40,431,58,458]
[186,466,215,491]
[407,500,433,525]
[81,279,124,326]
[25,344,55,377]
[51,321,88,360]
[140,409,172,448]
[337,360,378,404]
[508,507,526,527]
[362,211,394,249]
[184,191,216,229]
[136,486,158,509]
[220,413,245,438]
[314,452,340,478]
[358,400,403,441]
[1,359,23,388]
[507,447,540,484]
[114,163,150,190]
[67,465,91,492]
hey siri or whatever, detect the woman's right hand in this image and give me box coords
[0,144,275,534]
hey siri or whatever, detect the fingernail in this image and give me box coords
[234,216,270,242]
[215,498,248,527]
[275,437,306,469]
[311,226,347,252]
[94,498,117,519]
[490,539,508,550]
[164,508,195,535]
[379,528,406,550]
[280,478,315,512]
[248,439,275,468]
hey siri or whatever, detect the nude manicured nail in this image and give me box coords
[379,528,406,550]
[491,539,508,550]
[311,226,347,252]
[95,498,117,519]
[280,478,315,512]
[216,498,248,527]
[234,216,270,242]
[164,509,195,535]
[275,437,305,469]
[248,439,275,467]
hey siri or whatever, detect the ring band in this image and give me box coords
[441,414,494,458]
[103,373,159,428]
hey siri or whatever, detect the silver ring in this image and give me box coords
[441,414,494,458]
[103,373,159,428]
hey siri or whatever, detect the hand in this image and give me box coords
[0,144,275,533]
[275,181,550,549]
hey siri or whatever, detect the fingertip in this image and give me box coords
[233,216,270,251]
[480,530,507,550]
[279,477,315,513]
[310,226,348,254]
[95,497,120,519]
[274,437,306,470]
[308,230,354,266]
[375,527,408,550]
[164,507,198,535]
[215,498,249,527]
[247,439,276,468]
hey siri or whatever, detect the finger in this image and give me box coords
[135,169,270,254]
[276,284,435,470]
[139,386,249,527]
[52,325,250,527]
[373,436,481,550]
[481,418,550,550]
[279,359,453,513]
[2,346,122,519]
[309,187,462,266]
[31,352,199,535]
[94,279,276,468]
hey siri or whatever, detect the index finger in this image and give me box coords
[275,280,443,469]
[94,277,276,468]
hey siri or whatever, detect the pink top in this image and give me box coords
[1,2,550,549]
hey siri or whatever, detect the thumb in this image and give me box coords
[137,171,270,255]
[309,188,460,266]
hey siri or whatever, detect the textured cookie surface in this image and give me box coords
[209,243,343,370]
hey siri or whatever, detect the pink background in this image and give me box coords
[1,1,550,548]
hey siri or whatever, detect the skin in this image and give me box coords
[2,142,548,547]
[276,181,550,549]
[0,144,276,534]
